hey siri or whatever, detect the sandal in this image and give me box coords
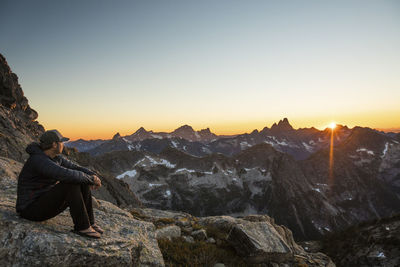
[92,224,104,234]
[72,228,101,239]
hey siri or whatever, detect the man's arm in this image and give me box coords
[57,156,97,176]
[32,155,94,184]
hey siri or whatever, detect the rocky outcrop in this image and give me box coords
[0,157,164,266]
[129,209,335,266]
[200,215,334,266]
[0,54,45,162]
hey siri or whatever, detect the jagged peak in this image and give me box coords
[199,127,211,133]
[133,127,148,135]
[271,118,293,131]
[174,124,195,132]
[112,132,121,139]
[251,129,259,135]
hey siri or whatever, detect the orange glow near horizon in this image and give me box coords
[40,113,400,141]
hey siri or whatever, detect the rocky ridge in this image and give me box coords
[0,54,45,162]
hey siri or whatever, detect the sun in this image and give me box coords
[329,122,336,130]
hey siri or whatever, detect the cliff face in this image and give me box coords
[0,54,45,162]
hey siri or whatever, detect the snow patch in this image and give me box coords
[149,183,162,187]
[122,137,132,144]
[175,168,196,173]
[382,142,389,157]
[116,169,137,179]
[151,134,163,139]
[240,141,251,149]
[170,140,178,148]
[377,252,386,258]
[302,142,313,152]
[164,190,171,197]
[145,156,176,168]
[356,148,375,155]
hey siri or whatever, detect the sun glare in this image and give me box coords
[329,122,336,130]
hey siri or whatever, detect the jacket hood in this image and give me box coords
[26,142,45,155]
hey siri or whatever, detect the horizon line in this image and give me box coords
[64,124,400,141]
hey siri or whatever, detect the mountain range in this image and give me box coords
[67,118,357,160]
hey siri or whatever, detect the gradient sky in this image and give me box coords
[1,0,399,140]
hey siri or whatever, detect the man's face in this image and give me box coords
[54,142,64,154]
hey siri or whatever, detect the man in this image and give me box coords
[16,130,103,239]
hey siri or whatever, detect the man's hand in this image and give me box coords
[91,175,102,190]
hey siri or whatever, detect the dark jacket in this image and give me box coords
[16,142,96,213]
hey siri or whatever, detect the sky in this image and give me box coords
[1,0,399,140]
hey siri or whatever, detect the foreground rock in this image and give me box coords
[130,208,335,266]
[200,215,335,266]
[0,157,164,267]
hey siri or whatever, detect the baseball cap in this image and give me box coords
[40,130,70,145]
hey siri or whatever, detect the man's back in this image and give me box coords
[16,142,93,212]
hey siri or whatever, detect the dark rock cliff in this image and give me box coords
[0,54,45,162]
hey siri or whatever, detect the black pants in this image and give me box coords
[20,183,94,231]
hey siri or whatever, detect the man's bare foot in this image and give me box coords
[91,224,104,234]
[74,226,101,239]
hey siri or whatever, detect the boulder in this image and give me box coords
[155,225,181,241]
[191,229,208,241]
[192,229,208,241]
[199,216,335,266]
[227,220,293,263]
[206,237,216,244]
[182,235,194,243]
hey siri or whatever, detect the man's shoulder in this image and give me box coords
[28,153,55,166]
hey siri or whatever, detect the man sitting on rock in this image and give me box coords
[16,130,103,239]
